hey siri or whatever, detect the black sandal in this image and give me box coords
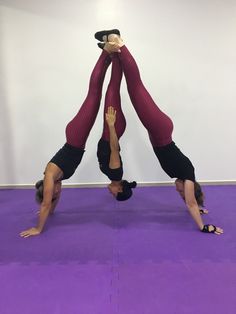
[201,224,217,233]
[97,42,105,50]
[94,29,120,42]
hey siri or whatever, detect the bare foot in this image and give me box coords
[107,34,124,47]
[104,41,121,53]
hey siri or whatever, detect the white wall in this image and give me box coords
[0,0,235,185]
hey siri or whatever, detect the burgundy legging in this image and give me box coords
[66,50,111,148]
[101,53,126,141]
[118,46,173,147]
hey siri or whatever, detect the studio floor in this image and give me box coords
[0,185,235,314]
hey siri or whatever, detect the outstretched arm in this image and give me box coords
[106,106,121,169]
[49,187,62,215]
[20,174,59,238]
[184,180,223,235]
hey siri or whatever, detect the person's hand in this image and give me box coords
[214,226,224,235]
[201,224,224,235]
[20,227,41,238]
[106,106,116,127]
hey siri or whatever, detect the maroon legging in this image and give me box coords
[66,50,111,148]
[101,53,126,140]
[118,46,173,147]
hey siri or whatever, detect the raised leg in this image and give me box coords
[66,50,111,148]
[101,53,126,141]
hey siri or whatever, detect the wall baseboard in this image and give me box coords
[0,180,236,189]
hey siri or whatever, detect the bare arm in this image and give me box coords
[49,188,61,215]
[184,180,204,230]
[184,180,223,235]
[20,174,56,238]
[36,175,56,231]
[106,106,121,169]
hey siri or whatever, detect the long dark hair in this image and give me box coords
[116,180,137,201]
[194,182,204,207]
[35,180,44,204]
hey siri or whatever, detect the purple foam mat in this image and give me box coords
[0,185,235,314]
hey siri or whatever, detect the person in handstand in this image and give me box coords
[94,29,223,235]
[20,43,116,238]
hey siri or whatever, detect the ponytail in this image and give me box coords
[116,180,137,201]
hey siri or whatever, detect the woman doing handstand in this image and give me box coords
[94,29,223,235]
[20,43,116,238]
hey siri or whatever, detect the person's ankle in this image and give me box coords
[104,42,121,53]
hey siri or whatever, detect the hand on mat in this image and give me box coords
[215,226,224,235]
[20,227,41,238]
[201,224,223,235]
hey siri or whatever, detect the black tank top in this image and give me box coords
[49,143,85,180]
[153,141,195,182]
[97,139,123,181]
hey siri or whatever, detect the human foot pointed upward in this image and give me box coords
[106,33,124,47]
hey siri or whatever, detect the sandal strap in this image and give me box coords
[201,224,217,233]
